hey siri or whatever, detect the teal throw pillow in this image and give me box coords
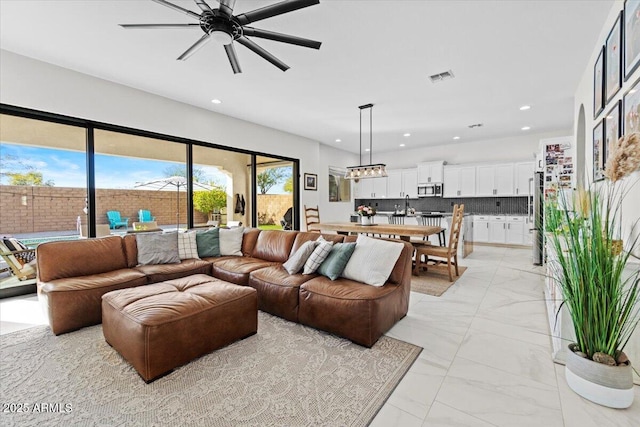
[316,242,357,280]
[196,228,220,258]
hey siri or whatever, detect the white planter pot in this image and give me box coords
[565,344,634,409]
[361,216,372,226]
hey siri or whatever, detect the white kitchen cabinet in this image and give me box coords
[506,216,526,245]
[473,215,489,242]
[443,165,476,198]
[386,168,418,198]
[476,164,514,196]
[417,161,444,183]
[514,162,534,196]
[355,177,387,199]
[488,216,507,243]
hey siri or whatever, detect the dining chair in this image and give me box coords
[304,205,321,232]
[386,215,404,238]
[413,204,465,281]
[416,214,446,246]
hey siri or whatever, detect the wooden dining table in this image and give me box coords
[316,222,443,242]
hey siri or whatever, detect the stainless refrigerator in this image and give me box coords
[531,171,544,265]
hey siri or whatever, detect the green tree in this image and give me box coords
[6,171,54,186]
[283,176,293,193]
[257,167,291,194]
[163,165,206,183]
[193,187,227,214]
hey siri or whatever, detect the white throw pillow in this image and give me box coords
[303,237,334,275]
[178,231,200,260]
[219,226,244,256]
[341,235,404,286]
[283,240,319,274]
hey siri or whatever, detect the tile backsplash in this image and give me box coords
[354,197,529,215]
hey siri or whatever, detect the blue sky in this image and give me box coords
[0,143,289,193]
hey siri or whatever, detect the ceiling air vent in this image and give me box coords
[429,70,455,83]
[468,123,483,129]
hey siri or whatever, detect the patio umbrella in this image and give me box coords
[134,176,212,229]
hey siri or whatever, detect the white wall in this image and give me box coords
[0,50,358,228]
[319,145,359,222]
[573,0,640,255]
[371,130,568,169]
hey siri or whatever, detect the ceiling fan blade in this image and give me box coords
[177,33,212,60]
[242,27,321,49]
[218,0,237,17]
[224,43,242,74]
[119,23,200,29]
[237,36,289,71]
[151,0,201,20]
[194,0,213,13]
[236,0,319,25]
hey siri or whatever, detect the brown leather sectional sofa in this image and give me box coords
[37,229,413,347]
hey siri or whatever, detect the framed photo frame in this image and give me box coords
[623,78,640,133]
[594,46,605,117]
[604,100,622,174]
[593,120,605,182]
[304,173,317,191]
[625,0,640,79]
[605,12,623,102]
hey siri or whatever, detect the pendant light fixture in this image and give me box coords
[345,103,387,180]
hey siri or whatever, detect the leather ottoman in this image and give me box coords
[101,274,257,382]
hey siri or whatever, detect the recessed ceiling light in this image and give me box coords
[365,148,370,152]
[521,126,531,131]
[403,133,411,137]
[399,143,406,147]
[519,105,531,111]
[453,136,460,140]
[211,99,222,104]
[335,139,341,142]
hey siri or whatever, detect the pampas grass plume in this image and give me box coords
[605,132,640,182]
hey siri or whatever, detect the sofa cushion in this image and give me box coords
[196,228,220,257]
[220,227,244,256]
[289,232,344,255]
[341,235,404,286]
[37,236,128,282]
[251,230,298,262]
[178,231,200,260]
[303,238,333,275]
[248,265,316,321]
[134,259,211,284]
[210,256,278,286]
[136,232,180,265]
[283,240,318,274]
[316,242,357,280]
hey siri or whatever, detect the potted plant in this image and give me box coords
[356,205,376,226]
[193,187,227,222]
[546,133,640,408]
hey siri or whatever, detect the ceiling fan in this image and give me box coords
[120,0,321,73]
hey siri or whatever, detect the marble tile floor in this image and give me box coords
[0,246,638,426]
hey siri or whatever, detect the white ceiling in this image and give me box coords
[0,0,613,154]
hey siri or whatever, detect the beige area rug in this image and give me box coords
[412,265,468,297]
[1,312,421,427]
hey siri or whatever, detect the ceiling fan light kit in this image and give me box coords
[120,0,322,74]
[345,104,388,181]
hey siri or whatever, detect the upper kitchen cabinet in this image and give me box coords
[514,161,534,196]
[354,176,388,199]
[476,164,514,196]
[417,161,445,183]
[387,168,418,198]
[443,165,476,198]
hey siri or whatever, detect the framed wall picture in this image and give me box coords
[594,46,605,117]
[304,173,317,191]
[624,78,640,133]
[328,167,351,202]
[605,12,623,102]
[625,0,640,79]
[604,100,622,173]
[593,120,605,181]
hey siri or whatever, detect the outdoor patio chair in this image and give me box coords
[138,209,156,223]
[280,207,293,230]
[0,237,37,281]
[106,211,129,229]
